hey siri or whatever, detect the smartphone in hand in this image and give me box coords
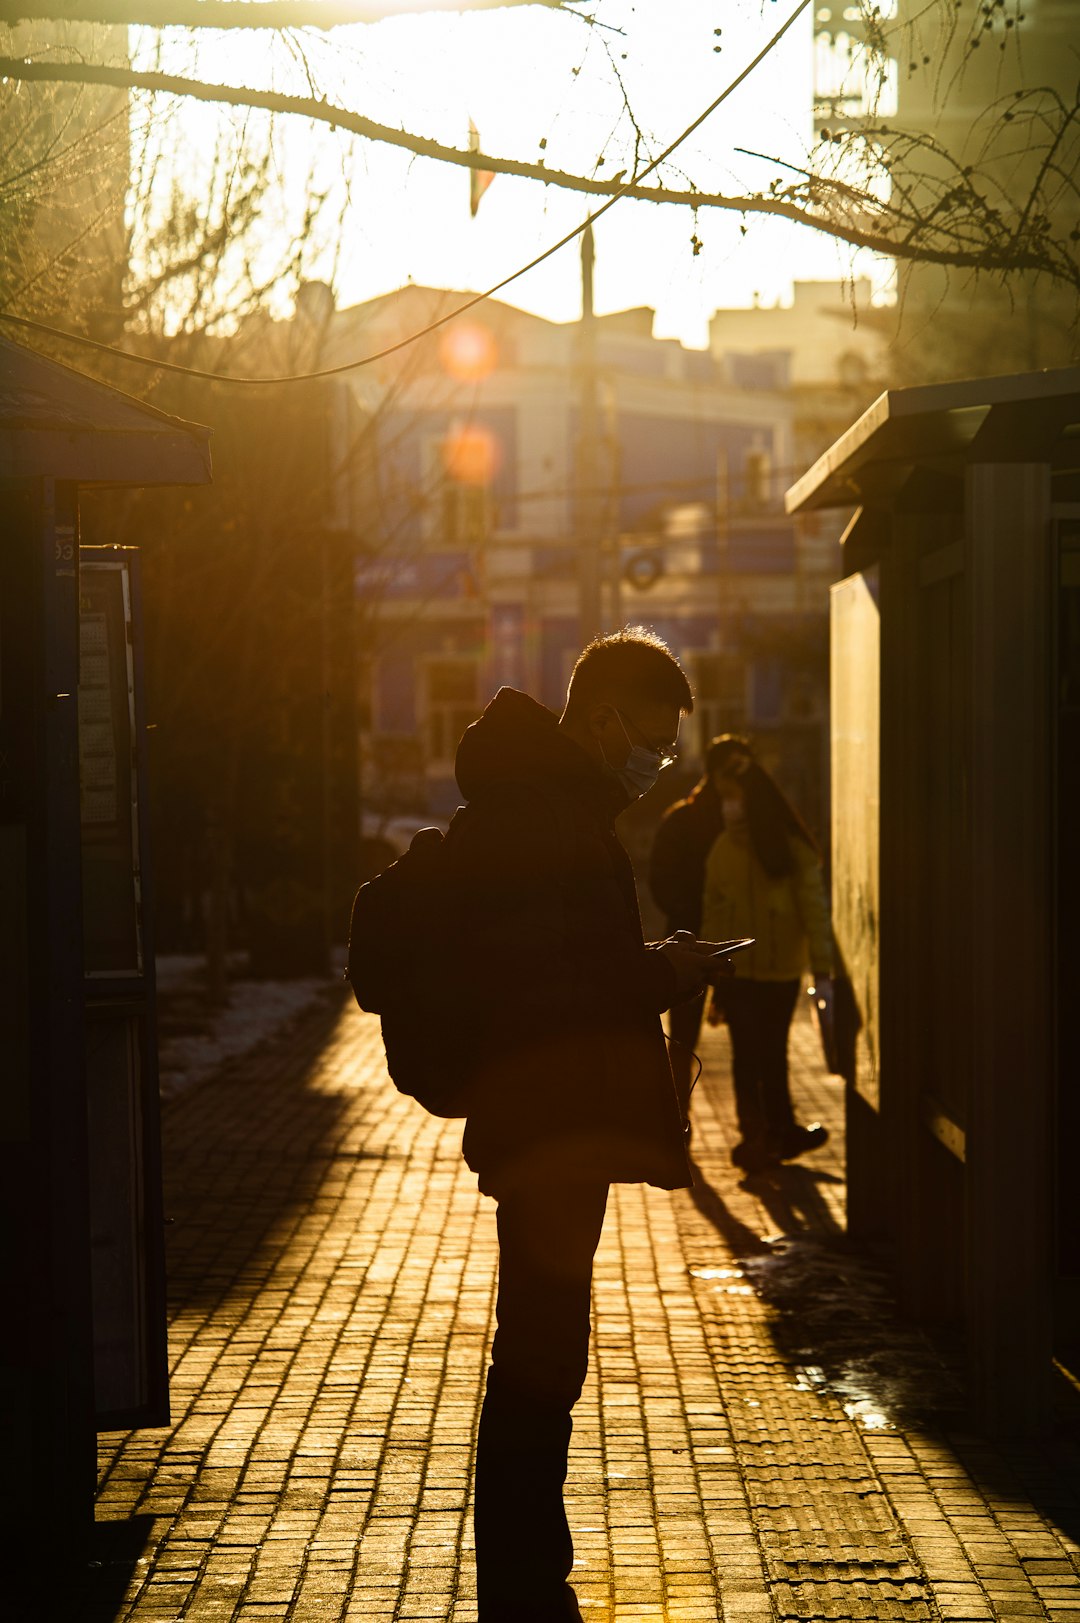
[706,938,754,981]
[707,937,755,960]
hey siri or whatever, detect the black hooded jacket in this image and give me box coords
[649,779,726,935]
[447,687,692,1197]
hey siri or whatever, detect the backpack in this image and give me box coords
[345,813,476,1118]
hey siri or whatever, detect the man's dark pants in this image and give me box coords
[474,1178,609,1622]
[722,977,801,1143]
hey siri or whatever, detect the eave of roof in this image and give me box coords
[0,335,212,487]
[786,365,1080,514]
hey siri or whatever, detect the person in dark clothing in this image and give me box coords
[648,739,731,1116]
[445,629,727,1623]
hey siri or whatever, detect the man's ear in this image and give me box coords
[587,701,614,740]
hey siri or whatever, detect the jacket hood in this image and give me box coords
[456,686,623,816]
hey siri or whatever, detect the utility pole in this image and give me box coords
[577,222,603,646]
[602,379,622,632]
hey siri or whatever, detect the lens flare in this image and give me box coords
[438,322,499,382]
[443,424,499,485]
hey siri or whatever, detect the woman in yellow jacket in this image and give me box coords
[701,736,834,1174]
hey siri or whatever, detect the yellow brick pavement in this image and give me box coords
[73,991,1080,1623]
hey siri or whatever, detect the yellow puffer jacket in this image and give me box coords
[701,827,834,981]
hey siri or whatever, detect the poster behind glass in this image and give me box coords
[79,560,143,977]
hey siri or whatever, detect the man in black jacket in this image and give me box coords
[447,629,724,1623]
[648,741,729,1116]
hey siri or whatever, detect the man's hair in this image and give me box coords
[565,627,694,716]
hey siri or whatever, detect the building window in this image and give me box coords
[424,658,481,764]
[356,656,374,733]
[749,660,784,727]
[424,426,496,548]
[441,480,491,549]
[743,444,773,510]
[812,13,898,126]
[689,653,746,754]
[786,671,820,724]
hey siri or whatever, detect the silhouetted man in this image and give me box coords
[446,629,724,1623]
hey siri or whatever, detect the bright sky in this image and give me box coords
[134,0,893,347]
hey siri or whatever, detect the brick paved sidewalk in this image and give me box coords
[73,991,1080,1622]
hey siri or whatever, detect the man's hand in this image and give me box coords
[657,931,734,1004]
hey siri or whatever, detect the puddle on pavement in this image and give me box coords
[688,1237,967,1433]
[689,1263,755,1297]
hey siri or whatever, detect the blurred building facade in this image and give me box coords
[323,285,849,847]
[709,279,889,488]
[897,0,1078,377]
[811,0,1078,380]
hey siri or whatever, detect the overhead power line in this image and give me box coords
[0,0,812,387]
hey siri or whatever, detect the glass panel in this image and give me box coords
[80,547,169,1431]
[79,563,142,976]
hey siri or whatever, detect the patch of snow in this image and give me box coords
[156,953,345,1102]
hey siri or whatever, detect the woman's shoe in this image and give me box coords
[772,1122,829,1161]
[480,1585,582,1623]
[731,1136,778,1174]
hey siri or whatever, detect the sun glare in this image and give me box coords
[134,0,895,345]
[443,424,500,486]
[439,323,499,382]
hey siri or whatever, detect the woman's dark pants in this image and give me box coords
[722,977,801,1143]
[474,1179,609,1622]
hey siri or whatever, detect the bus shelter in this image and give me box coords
[0,336,211,1564]
[786,365,1080,1435]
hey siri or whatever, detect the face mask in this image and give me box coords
[602,711,663,802]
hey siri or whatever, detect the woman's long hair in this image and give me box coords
[706,734,820,879]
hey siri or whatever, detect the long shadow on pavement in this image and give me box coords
[56,1515,157,1623]
[159,984,373,1313]
[63,991,368,1622]
[690,1156,1080,1552]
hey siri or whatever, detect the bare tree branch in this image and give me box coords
[0,53,815,216]
[3,50,1077,290]
[0,0,576,25]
